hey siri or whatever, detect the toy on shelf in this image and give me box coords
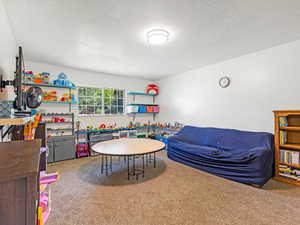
[99,123,106,129]
[38,172,59,225]
[43,91,57,101]
[59,93,75,102]
[40,172,59,185]
[76,121,81,130]
[52,117,65,123]
[24,113,42,140]
[128,121,134,128]
[33,72,50,84]
[106,123,117,129]
[146,84,159,95]
[86,125,94,130]
[53,73,76,88]
[22,71,34,83]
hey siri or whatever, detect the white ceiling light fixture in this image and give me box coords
[147,29,170,45]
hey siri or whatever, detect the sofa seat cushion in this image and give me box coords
[168,139,261,163]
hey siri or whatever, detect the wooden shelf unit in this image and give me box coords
[274,110,300,186]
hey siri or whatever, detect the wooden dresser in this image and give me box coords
[0,139,41,225]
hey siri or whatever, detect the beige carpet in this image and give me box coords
[47,152,300,225]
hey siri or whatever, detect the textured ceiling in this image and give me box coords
[3,0,300,79]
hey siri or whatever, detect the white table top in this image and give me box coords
[91,138,165,156]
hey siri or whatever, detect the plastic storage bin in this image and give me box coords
[138,106,147,113]
[127,106,139,113]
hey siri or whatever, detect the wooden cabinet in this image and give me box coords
[0,139,41,225]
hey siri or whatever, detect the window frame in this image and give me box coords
[77,86,125,117]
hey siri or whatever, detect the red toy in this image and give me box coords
[52,117,65,123]
[99,123,106,129]
[146,84,159,95]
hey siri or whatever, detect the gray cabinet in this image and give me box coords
[47,135,75,163]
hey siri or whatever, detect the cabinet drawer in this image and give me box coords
[51,135,75,142]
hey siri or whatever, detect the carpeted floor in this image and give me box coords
[47,152,300,225]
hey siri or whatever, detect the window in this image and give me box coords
[78,87,124,115]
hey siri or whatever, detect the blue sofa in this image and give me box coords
[167,126,274,186]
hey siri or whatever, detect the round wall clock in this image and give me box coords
[219,76,230,88]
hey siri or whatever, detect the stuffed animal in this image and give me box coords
[146,84,159,95]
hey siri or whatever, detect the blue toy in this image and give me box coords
[53,73,76,88]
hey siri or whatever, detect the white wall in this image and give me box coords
[158,39,300,133]
[0,0,17,99]
[26,61,155,129]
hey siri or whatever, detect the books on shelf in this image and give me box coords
[279,164,300,181]
[280,149,300,164]
[279,131,287,144]
[279,116,288,127]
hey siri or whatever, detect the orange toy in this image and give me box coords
[43,91,57,101]
[60,93,72,102]
[24,113,42,140]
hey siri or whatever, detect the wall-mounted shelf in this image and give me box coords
[127,112,158,121]
[42,100,78,104]
[127,91,159,121]
[127,92,157,97]
[127,104,159,106]
[43,113,73,116]
[127,112,159,114]
[23,82,77,113]
[46,122,73,124]
[22,82,76,90]
[43,113,75,137]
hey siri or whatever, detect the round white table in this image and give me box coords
[91,138,165,180]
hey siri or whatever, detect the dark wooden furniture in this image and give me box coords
[12,123,47,171]
[0,139,41,225]
[12,122,46,147]
[274,110,300,186]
